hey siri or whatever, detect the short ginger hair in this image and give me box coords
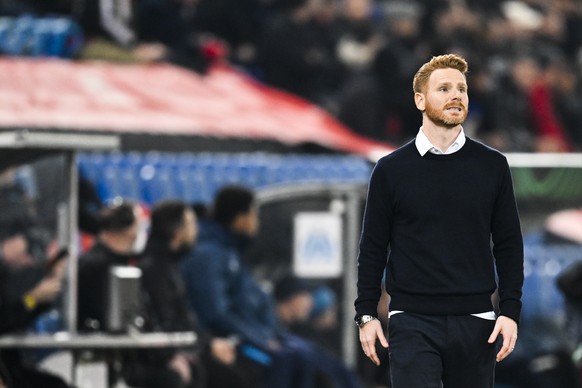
[413,54,469,94]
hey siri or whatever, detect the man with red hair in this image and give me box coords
[355,54,524,388]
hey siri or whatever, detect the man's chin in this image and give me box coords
[444,121,464,128]
[443,113,467,126]
[426,110,467,128]
[434,119,464,129]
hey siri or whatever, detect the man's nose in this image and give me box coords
[451,90,462,100]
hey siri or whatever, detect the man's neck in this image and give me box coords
[421,123,462,152]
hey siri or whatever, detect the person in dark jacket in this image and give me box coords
[77,199,146,331]
[181,186,361,388]
[0,250,70,388]
[137,200,263,388]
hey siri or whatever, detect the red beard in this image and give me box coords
[425,101,468,128]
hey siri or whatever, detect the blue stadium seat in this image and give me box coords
[521,239,582,325]
[98,163,141,202]
[139,164,177,204]
[78,151,374,205]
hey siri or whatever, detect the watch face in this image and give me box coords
[357,315,373,327]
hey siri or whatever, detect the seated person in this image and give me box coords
[77,199,147,331]
[181,185,361,388]
[274,274,338,330]
[1,228,36,269]
[274,275,340,353]
[137,200,263,388]
[0,223,54,304]
[0,248,70,388]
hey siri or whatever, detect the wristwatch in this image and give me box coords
[355,315,377,328]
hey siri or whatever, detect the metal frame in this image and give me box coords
[505,153,582,168]
[256,182,367,367]
[0,129,120,333]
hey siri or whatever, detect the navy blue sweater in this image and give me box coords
[355,138,524,323]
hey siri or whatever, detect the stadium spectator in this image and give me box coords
[339,0,426,144]
[181,185,361,388]
[4,0,582,151]
[77,199,146,332]
[273,274,338,332]
[258,0,344,108]
[545,59,582,151]
[0,247,70,388]
[335,0,388,140]
[273,274,343,361]
[137,200,263,388]
[193,0,264,69]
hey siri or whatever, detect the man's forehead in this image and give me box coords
[430,68,467,85]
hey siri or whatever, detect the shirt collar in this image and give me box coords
[415,127,466,156]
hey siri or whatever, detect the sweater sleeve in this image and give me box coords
[354,161,392,318]
[491,159,524,324]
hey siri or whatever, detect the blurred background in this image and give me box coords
[1,0,582,387]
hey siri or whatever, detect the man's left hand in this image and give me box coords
[210,338,237,365]
[487,315,517,362]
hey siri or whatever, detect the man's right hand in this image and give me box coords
[359,319,388,366]
[169,353,192,384]
[210,338,237,365]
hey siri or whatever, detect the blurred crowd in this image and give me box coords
[1,0,582,152]
[0,163,361,388]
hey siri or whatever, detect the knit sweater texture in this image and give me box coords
[355,138,524,323]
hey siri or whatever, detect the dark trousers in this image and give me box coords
[124,348,264,388]
[0,350,69,388]
[388,313,496,388]
[255,334,360,388]
[283,335,360,388]
[204,350,265,388]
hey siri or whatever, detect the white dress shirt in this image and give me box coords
[415,127,466,156]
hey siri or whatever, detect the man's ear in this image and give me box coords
[169,231,181,250]
[414,92,425,111]
[230,213,243,233]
